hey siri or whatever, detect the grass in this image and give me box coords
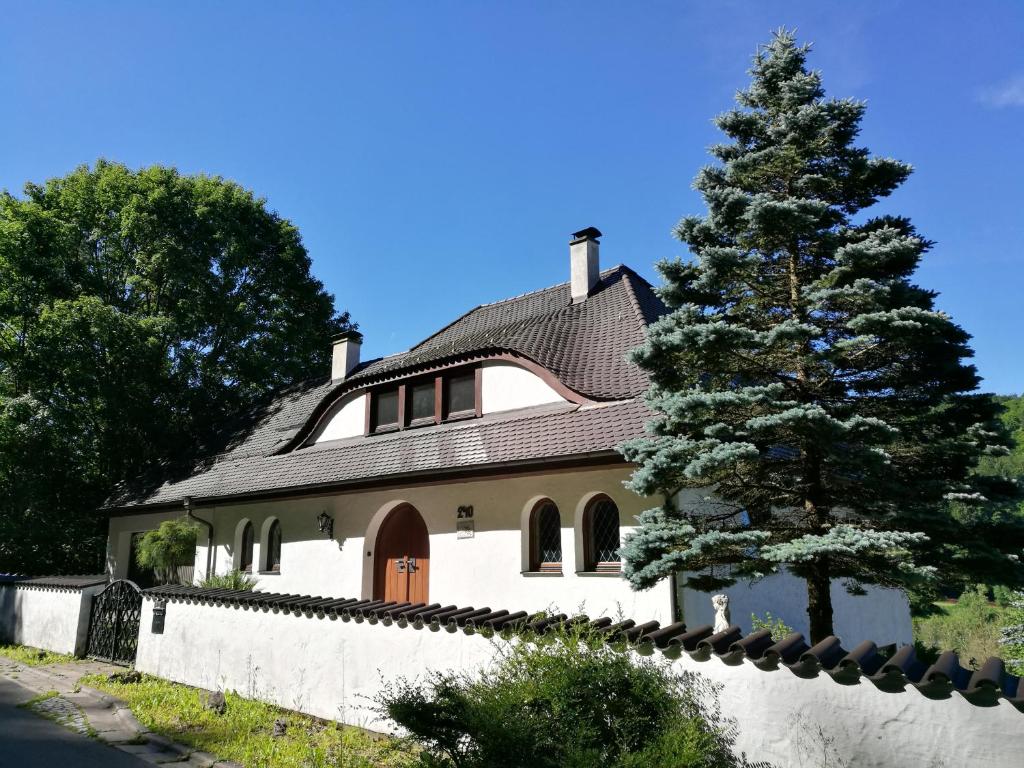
[81,673,419,768]
[0,644,76,666]
[912,589,1011,669]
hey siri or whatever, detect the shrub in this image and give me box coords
[199,570,257,591]
[135,518,198,584]
[377,625,770,768]
[750,612,794,642]
[912,584,1007,668]
[993,584,1017,608]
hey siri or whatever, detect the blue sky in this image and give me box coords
[2,1,1022,393]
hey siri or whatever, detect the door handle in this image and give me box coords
[395,558,406,574]
[407,557,417,573]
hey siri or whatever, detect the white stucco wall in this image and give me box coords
[479,361,565,414]
[0,585,104,656]
[109,466,913,644]
[313,392,367,443]
[136,598,1024,768]
[182,466,672,624]
[681,571,913,647]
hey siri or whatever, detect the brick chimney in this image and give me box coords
[569,227,601,303]
[331,330,363,381]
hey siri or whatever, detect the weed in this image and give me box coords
[0,645,76,666]
[81,672,418,768]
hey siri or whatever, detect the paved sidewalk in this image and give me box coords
[0,657,239,767]
[0,675,149,767]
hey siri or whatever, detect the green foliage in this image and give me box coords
[912,586,1009,669]
[135,518,198,584]
[977,395,1024,479]
[0,644,76,666]
[993,584,1017,607]
[618,30,1023,642]
[998,589,1024,676]
[82,672,417,768]
[377,625,769,768]
[750,612,793,642]
[0,160,352,574]
[199,569,257,591]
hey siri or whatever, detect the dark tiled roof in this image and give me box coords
[0,574,108,591]
[109,399,650,508]
[109,265,666,510]
[344,265,664,400]
[145,584,1024,712]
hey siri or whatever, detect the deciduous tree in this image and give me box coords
[0,161,352,573]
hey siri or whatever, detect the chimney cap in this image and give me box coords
[332,329,363,344]
[570,226,602,243]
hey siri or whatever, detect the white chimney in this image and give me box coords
[331,330,362,381]
[569,227,601,303]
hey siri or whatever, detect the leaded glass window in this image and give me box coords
[586,497,620,571]
[240,521,254,572]
[266,519,282,572]
[531,501,562,572]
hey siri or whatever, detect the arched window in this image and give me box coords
[240,521,254,573]
[264,519,282,572]
[529,500,562,572]
[583,495,621,572]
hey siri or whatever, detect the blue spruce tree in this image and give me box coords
[620,31,1022,642]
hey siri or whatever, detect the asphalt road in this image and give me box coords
[0,676,148,768]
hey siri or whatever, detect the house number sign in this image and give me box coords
[456,505,474,539]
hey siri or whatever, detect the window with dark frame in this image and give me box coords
[371,388,400,431]
[240,521,255,573]
[265,519,282,572]
[446,372,475,417]
[530,500,562,572]
[367,368,480,435]
[584,496,621,572]
[409,381,435,423]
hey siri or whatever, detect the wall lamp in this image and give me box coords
[316,511,334,539]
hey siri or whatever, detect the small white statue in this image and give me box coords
[711,594,730,633]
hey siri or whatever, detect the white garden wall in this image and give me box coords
[0,581,106,656]
[136,595,1024,768]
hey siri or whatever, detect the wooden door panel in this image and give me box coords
[374,505,429,603]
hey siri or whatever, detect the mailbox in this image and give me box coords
[151,599,166,634]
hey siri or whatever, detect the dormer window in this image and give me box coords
[371,388,400,432]
[367,367,481,435]
[445,373,476,419]
[409,381,436,424]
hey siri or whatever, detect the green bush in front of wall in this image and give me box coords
[198,569,257,591]
[135,518,198,585]
[376,623,771,768]
[750,612,794,643]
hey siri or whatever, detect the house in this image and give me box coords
[104,227,911,641]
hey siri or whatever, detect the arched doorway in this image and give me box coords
[373,504,430,603]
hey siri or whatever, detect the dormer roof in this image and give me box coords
[106,265,667,510]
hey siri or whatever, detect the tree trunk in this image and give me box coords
[806,560,834,643]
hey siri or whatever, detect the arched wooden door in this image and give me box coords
[374,504,430,603]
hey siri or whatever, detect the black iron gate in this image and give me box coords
[85,579,142,665]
